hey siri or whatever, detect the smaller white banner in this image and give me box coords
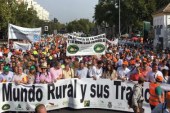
[13,42,32,52]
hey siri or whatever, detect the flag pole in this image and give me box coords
[7,23,10,48]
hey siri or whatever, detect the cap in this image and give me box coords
[30,66,36,70]
[123,61,128,66]
[49,56,53,60]
[156,76,163,82]
[0,59,4,63]
[113,57,117,63]
[3,66,10,72]
[130,60,136,65]
[33,50,38,55]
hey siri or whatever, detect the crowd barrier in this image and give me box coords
[0,78,169,113]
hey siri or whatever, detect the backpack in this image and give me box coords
[127,90,134,108]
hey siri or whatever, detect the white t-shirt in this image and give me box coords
[90,66,103,79]
[146,71,163,82]
[159,65,169,71]
[0,71,14,82]
[0,52,2,57]
[117,67,130,79]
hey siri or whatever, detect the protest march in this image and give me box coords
[0,24,170,113]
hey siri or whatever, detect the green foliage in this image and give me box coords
[13,3,40,27]
[0,0,13,30]
[66,19,95,34]
[94,0,170,34]
[155,0,170,10]
[0,0,93,35]
[0,0,43,32]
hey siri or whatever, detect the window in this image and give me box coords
[167,25,170,28]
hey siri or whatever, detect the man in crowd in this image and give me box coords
[0,66,14,82]
[159,60,169,71]
[149,76,164,110]
[146,63,163,82]
[90,60,103,80]
[117,61,130,81]
[140,61,152,79]
[132,77,145,113]
[75,61,88,79]
[13,67,28,84]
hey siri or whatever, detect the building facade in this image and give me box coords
[153,3,170,50]
[16,0,49,21]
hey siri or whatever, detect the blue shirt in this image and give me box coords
[75,67,88,78]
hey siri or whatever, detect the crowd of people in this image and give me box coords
[0,36,170,84]
[0,36,170,113]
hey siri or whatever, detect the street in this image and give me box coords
[49,108,130,113]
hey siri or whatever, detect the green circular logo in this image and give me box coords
[67,45,79,54]
[2,104,10,110]
[94,44,105,53]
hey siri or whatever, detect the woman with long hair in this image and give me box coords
[102,64,118,80]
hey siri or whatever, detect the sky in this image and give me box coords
[36,0,98,23]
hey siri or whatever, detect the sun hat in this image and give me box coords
[41,62,48,68]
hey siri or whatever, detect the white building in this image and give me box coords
[153,3,170,50]
[16,0,49,21]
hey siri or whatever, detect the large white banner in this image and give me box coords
[66,34,106,56]
[0,79,163,113]
[13,42,32,52]
[8,24,41,42]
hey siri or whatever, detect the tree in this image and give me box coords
[94,0,169,35]
[66,19,95,34]
[0,0,13,30]
[0,0,47,37]
[13,3,40,27]
[155,0,170,10]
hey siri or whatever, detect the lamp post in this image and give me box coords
[118,0,121,38]
[115,0,121,38]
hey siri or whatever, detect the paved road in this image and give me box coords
[49,108,130,113]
